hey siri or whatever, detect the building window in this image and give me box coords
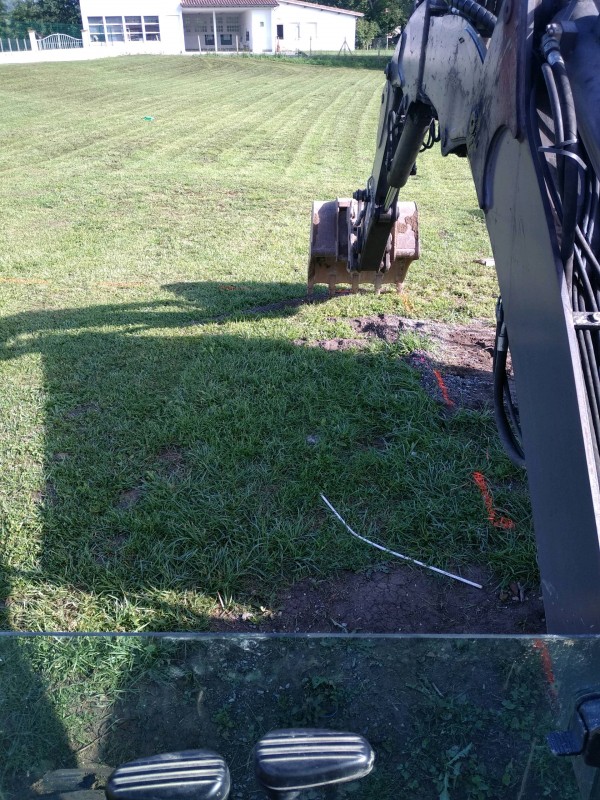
[87,15,161,43]
[276,24,284,39]
[205,34,215,46]
[220,33,232,45]
[125,16,143,41]
[144,16,161,41]
[105,16,124,42]
[88,16,105,42]
[245,30,249,42]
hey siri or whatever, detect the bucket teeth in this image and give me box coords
[308,199,419,296]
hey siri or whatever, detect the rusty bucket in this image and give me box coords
[308,198,419,295]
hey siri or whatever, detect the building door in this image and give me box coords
[183,14,203,50]
[249,10,270,51]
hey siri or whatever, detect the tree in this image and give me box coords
[301,0,412,36]
[355,18,380,48]
[9,0,38,25]
[9,0,80,27]
[37,0,81,25]
[0,1,8,32]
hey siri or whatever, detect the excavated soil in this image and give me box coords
[212,566,544,634]
[296,313,502,410]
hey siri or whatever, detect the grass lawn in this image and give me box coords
[0,55,530,633]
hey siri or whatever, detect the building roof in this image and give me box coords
[181,0,277,7]
[181,0,362,13]
[278,0,363,16]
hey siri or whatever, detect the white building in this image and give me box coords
[78,0,362,55]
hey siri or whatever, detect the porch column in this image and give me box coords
[212,10,218,51]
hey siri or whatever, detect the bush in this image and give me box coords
[355,18,380,49]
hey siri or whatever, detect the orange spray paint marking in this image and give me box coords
[433,369,454,408]
[472,471,516,530]
[533,639,558,700]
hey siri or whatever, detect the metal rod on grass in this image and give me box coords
[320,493,483,589]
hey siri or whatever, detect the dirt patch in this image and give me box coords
[395,316,498,411]
[155,446,186,479]
[115,487,143,510]
[211,564,544,634]
[31,482,58,507]
[294,313,500,410]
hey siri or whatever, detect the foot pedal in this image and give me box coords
[105,750,230,800]
[254,729,374,798]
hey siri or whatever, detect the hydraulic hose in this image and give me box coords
[493,299,526,468]
[450,0,497,36]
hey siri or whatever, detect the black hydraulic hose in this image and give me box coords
[573,272,600,457]
[493,352,525,467]
[532,77,600,291]
[542,34,580,277]
[575,248,599,311]
[581,173,593,242]
[587,178,599,243]
[493,301,526,468]
[541,62,565,186]
[450,0,497,36]
[478,0,502,13]
[537,39,600,463]
[578,320,600,450]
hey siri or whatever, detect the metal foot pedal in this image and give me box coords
[254,729,374,799]
[105,750,231,800]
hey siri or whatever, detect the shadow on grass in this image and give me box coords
[1,634,585,800]
[0,281,527,634]
[0,637,77,799]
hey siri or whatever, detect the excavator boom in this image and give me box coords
[310,0,600,635]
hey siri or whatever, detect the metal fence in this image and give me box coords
[0,37,32,53]
[37,33,82,50]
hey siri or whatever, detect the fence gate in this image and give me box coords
[37,33,83,50]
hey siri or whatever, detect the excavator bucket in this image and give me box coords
[308,198,419,295]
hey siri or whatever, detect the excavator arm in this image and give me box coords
[309,0,600,634]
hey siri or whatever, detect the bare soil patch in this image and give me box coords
[296,313,499,409]
[212,565,544,634]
